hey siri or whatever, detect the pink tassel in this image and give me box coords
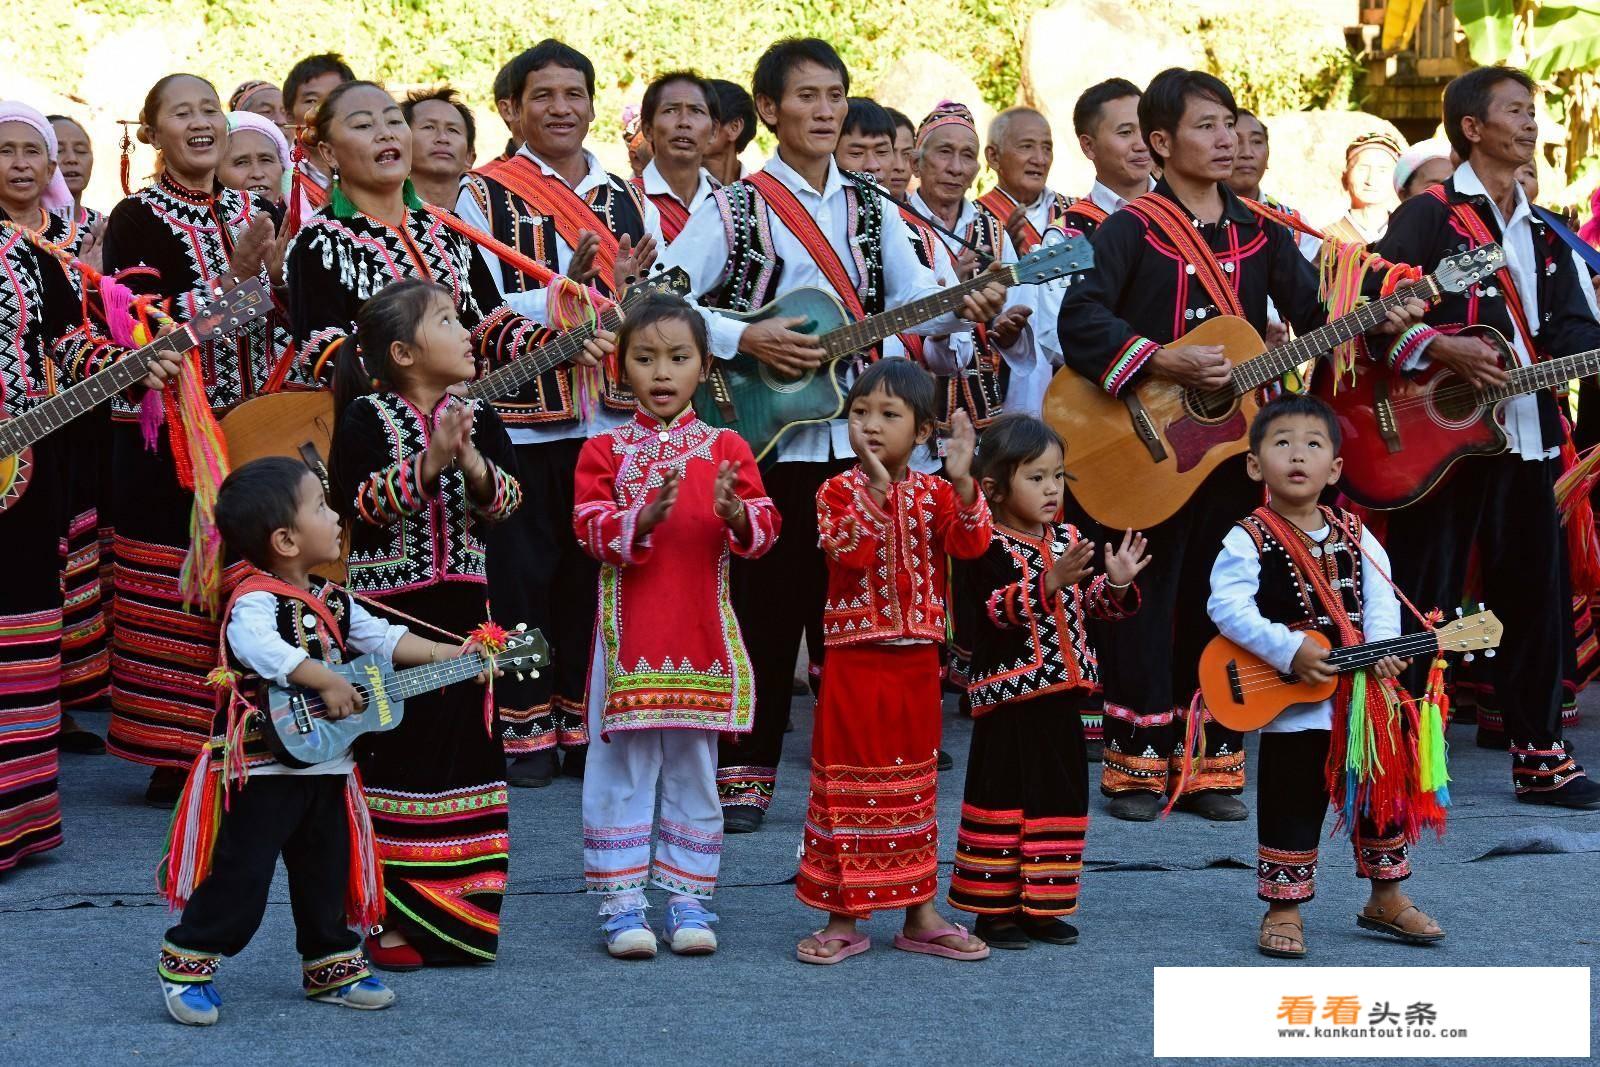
[1161,691,1207,818]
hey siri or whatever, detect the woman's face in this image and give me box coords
[147,76,227,184]
[218,128,285,203]
[0,121,52,216]
[1346,145,1397,210]
[51,118,92,197]
[318,85,411,191]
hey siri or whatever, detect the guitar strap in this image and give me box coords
[744,170,869,322]
[219,571,350,663]
[478,156,624,293]
[1240,197,1328,244]
[1125,193,1246,318]
[1426,184,1538,360]
[632,176,692,242]
[1249,505,1364,647]
[1060,199,1108,230]
[977,187,1041,251]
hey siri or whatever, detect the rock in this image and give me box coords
[1254,112,1408,230]
[872,50,993,137]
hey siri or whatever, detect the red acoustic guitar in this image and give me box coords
[1316,325,1600,509]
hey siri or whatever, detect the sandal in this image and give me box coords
[1258,915,1307,959]
[795,930,870,965]
[1357,898,1445,945]
[892,923,990,961]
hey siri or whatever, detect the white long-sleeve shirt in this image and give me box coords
[658,152,969,463]
[1207,522,1400,733]
[227,591,408,774]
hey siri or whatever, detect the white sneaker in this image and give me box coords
[602,910,658,959]
[161,979,220,1026]
[664,899,719,955]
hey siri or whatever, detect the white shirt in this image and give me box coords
[1407,161,1554,460]
[660,152,966,463]
[1207,523,1400,733]
[640,159,718,220]
[455,146,664,446]
[1088,175,1156,216]
[226,590,409,774]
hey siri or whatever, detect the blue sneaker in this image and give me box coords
[664,899,719,955]
[602,909,657,959]
[311,975,396,1010]
[161,979,221,1026]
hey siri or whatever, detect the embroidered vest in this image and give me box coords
[1236,507,1365,645]
[904,208,1009,429]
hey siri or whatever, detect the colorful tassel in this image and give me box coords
[468,620,510,737]
[1160,690,1208,817]
[343,769,385,930]
[170,354,231,613]
[545,278,604,420]
[1554,436,1600,596]
[156,744,224,909]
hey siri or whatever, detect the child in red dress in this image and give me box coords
[795,359,994,965]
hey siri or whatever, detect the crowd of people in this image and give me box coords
[2,33,1598,1027]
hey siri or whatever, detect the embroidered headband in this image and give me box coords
[229,79,277,114]
[1345,130,1402,166]
[916,100,976,150]
[0,100,74,211]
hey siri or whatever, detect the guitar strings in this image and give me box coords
[1220,633,1475,697]
[1218,631,1463,684]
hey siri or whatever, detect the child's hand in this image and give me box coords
[1103,528,1151,588]
[424,402,473,480]
[1046,537,1096,594]
[713,460,744,519]
[1372,654,1410,680]
[637,468,681,536]
[458,637,503,685]
[847,417,891,494]
[1291,636,1335,686]
[943,409,976,483]
[317,675,366,720]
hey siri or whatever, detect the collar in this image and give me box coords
[641,159,715,206]
[763,151,846,201]
[1088,175,1155,214]
[997,185,1054,215]
[1453,159,1530,228]
[1151,176,1256,225]
[908,191,976,234]
[157,172,219,205]
[631,404,700,435]
[517,145,609,195]
[330,179,424,220]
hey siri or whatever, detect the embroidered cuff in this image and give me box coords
[1385,323,1439,368]
[1088,573,1140,619]
[729,496,777,559]
[1102,336,1159,396]
[468,461,522,523]
[355,453,432,526]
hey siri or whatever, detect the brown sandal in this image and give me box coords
[1357,897,1445,944]
[1258,915,1307,959]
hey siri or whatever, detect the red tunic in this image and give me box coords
[573,409,778,737]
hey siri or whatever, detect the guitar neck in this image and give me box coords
[376,652,491,702]
[1482,345,1600,404]
[1323,631,1440,674]
[817,267,1016,358]
[0,324,197,456]
[465,299,626,402]
[1229,275,1443,395]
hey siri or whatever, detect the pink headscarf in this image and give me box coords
[226,110,292,170]
[0,100,74,212]
[1578,185,1600,250]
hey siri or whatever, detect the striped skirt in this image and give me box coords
[58,413,111,710]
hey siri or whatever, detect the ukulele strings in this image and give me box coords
[1222,632,1462,696]
[287,657,487,720]
[1223,631,1447,684]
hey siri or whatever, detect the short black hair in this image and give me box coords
[975,414,1065,504]
[844,359,936,429]
[617,291,710,363]
[1073,77,1142,138]
[499,39,596,105]
[641,70,721,128]
[215,456,316,569]
[842,97,894,142]
[1443,65,1538,160]
[886,106,914,138]
[282,52,354,113]
[1236,108,1267,139]
[402,86,477,154]
[709,79,757,151]
[751,38,849,131]
[1139,68,1236,164]
[1248,393,1342,453]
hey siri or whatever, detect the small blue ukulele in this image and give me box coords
[261,625,550,768]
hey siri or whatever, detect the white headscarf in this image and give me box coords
[0,100,74,212]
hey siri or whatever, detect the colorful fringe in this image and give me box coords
[546,279,603,420]
[1555,436,1600,597]
[170,353,231,613]
[1316,241,1422,382]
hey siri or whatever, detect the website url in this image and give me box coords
[1276,1027,1470,1039]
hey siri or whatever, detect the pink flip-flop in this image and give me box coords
[795,930,871,965]
[893,924,991,961]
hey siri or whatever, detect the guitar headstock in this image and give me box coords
[1435,608,1503,656]
[187,278,272,345]
[1011,234,1094,285]
[1433,244,1505,294]
[500,623,551,680]
[625,267,692,302]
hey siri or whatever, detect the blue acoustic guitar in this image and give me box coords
[261,626,549,768]
[692,236,1094,462]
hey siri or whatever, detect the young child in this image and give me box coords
[572,293,780,959]
[1207,394,1447,959]
[948,415,1149,949]
[328,280,523,969]
[156,457,475,1024]
[795,359,993,965]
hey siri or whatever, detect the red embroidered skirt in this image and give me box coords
[796,642,942,917]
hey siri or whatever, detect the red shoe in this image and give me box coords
[364,935,423,972]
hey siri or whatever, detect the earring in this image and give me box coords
[331,163,341,182]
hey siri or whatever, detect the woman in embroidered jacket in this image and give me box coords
[573,295,778,959]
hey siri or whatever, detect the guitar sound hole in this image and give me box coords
[1182,387,1237,424]
[1431,373,1478,422]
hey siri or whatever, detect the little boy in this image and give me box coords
[157,457,458,1024]
[1206,394,1446,959]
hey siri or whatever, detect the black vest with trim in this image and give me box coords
[1235,507,1365,646]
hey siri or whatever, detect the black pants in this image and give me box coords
[1256,731,1410,902]
[716,459,849,811]
[1096,457,1256,796]
[489,438,597,757]
[1383,453,1584,792]
[163,774,359,965]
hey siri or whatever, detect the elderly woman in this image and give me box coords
[1323,131,1402,246]
[218,110,291,207]
[1394,137,1453,202]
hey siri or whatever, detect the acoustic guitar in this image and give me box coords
[263,624,548,768]
[1199,608,1502,732]
[0,279,271,512]
[1316,324,1600,509]
[694,236,1093,463]
[1042,245,1506,530]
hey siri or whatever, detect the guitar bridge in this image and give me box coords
[1122,393,1169,463]
[707,366,737,423]
[1225,659,1244,704]
[1374,379,1402,454]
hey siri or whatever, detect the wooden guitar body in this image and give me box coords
[1313,327,1510,510]
[1199,631,1337,733]
[219,390,345,580]
[1043,316,1267,530]
[693,287,852,463]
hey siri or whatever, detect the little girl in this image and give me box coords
[795,359,993,965]
[948,415,1149,949]
[328,279,522,970]
[573,293,779,959]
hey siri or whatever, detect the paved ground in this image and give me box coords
[1,692,1596,1066]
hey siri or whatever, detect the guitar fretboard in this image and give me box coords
[1322,631,1441,673]
[819,268,1018,357]
[1479,346,1600,402]
[365,651,494,703]
[0,326,197,456]
[1226,276,1444,395]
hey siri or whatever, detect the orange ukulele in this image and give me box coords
[1198,608,1503,732]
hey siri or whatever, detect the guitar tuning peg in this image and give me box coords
[1463,653,1475,662]
[1476,602,1485,612]
[528,669,540,679]
[1455,607,1464,617]
[516,622,527,631]
[1484,649,1496,658]
[516,672,525,681]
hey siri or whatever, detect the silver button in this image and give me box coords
[1310,546,1323,558]
[658,431,670,442]
[302,613,317,628]
[1223,262,1234,273]
[1184,308,1195,320]
[1196,308,1207,319]
[1185,264,1196,275]
[1486,286,1498,297]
